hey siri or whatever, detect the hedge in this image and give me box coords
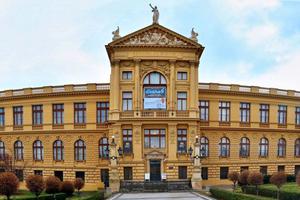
[263,175,295,184]
[79,191,105,200]
[10,193,67,200]
[244,186,300,200]
[210,187,274,200]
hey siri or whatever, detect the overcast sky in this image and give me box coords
[0,0,300,91]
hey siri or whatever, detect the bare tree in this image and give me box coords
[247,171,263,195]
[0,153,27,175]
[270,172,287,200]
[228,171,239,191]
[238,170,249,192]
[0,172,19,200]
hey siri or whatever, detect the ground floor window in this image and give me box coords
[34,170,43,176]
[101,169,109,188]
[260,166,268,176]
[178,166,187,179]
[75,171,85,181]
[240,166,249,172]
[144,129,166,149]
[124,167,133,180]
[15,169,24,181]
[220,167,228,179]
[54,171,63,181]
[295,165,300,176]
[201,167,208,180]
[278,165,285,172]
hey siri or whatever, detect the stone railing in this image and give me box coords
[0,83,110,98]
[198,83,300,98]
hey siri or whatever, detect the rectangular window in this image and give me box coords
[240,166,249,172]
[201,167,208,180]
[199,101,209,121]
[144,129,166,149]
[240,103,250,123]
[75,171,85,181]
[74,103,86,124]
[34,170,43,176]
[177,92,187,110]
[177,72,187,80]
[178,166,187,179]
[124,167,133,180]
[0,108,4,127]
[260,166,268,176]
[15,169,24,181]
[260,104,269,124]
[13,106,23,126]
[122,92,132,111]
[32,105,43,125]
[97,102,109,124]
[101,169,109,188]
[278,165,285,172]
[122,71,132,80]
[219,102,230,122]
[278,105,287,125]
[220,167,229,179]
[177,129,187,153]
[54,171,63,181]
[295,165,300,176]
[296,107,300,126]
[53,104,64,125]
[123,129,133,154]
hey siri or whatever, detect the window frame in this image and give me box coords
[53,140,64,161]
[260,104,269,124]
[177,72,187,80]
[122,92,133,111]
[0,141,5,160]
[240,137,250,158]
[74,139,86,161]
[144,129,166,149]
[219,137,230,157]
[122,71,133,80]
[33,140,43,161]
[53,104,64,125]
[99,137,109,159]
[277,138,286,157]
[200,136,209,157]
[259,137,269,157]
[240,102,250,123]
[220,167,229,179]
[219,101,230,122]
[97,102,109,124]
[74,103,86,125]
[13,106,23,126]
[278,105,287,125]
[122,129,133,154]
[177,129,187,154]
[199,101,209,122]
[177,92,187,111]
[296,107,300,126]
[0,108,4,127]
[14,140,24,161]
[295,139,300,157]
[32,105,43,126]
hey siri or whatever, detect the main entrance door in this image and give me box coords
[150,160,161,181]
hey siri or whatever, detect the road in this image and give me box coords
[109,192,215,200]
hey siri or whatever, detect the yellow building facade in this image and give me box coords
[0,23,300,191]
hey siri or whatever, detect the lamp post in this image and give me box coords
[191,136,202,190]
[108,135,122,192]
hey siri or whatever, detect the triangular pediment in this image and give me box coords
[108,24,203,49]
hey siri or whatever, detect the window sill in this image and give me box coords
[0,126,4,131]
[239,156,250,159]
[52,124,64,129]
[75,160,86,163]
[278,124,287,128]
[97,123,109,128]
[259,123,270,128]
[13,126,23,130]
[200,121,209,126]
[295,125,300,129]
[239,122,250,127]
[74,124,86,129]
[33,160,44,162]
[219,122,231,126]
[32,125,43,130]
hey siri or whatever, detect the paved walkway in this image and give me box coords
[109,192,215,200]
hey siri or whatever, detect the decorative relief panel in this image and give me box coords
[140,61,170,79]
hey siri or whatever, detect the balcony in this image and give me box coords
[120,110,191,119]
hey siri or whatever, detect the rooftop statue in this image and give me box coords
[112,26,121,41]
[190,28,198,42]
[149,4,159,24]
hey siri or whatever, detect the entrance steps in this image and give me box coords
[120,180,191,192]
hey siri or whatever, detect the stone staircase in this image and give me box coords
[120,180,191,192]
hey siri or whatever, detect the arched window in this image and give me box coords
[278,138,286,157]
[0,141,5,160]
[219,137,230,157]
[33,140,43,161]
[14,140,23,161]
[240,137,250,157]
[143,72,167,110]
[177,129,187,154]
[99,137,109,159]
[200,137,209,157]
[259,137,269,157]
[295,139,300,157]
[53,140,64,161]
[74,140,86,161]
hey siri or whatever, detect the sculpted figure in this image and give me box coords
[149,4,159,24]
[190,28,198,42]
[112,26,121,41]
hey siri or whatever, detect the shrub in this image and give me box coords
[26,175,45,199]
[45,176,61,196]
[74,178,84,194]
[0,172,19,200]
[270,172,287,200]
[228,171,239,190]
[247,171,263,195]
[263,175,271,184]
[210,187,273,200]
[61,181,74,196]
[287,174,296,182]
[239,170,250,187]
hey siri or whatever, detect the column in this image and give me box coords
[109,136,120,192]
[134,59,141,111]
[189,61,198,110]
[191,136,202,190]
[169,60,176,110]
[133,124,143,161]
[109,60,120,121]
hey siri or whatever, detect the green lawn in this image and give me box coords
[260,182,300,193]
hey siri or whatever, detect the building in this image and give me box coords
[1,21,300,191]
